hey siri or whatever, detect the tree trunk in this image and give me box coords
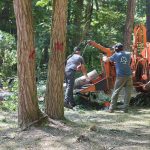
[95,0,99,11]
[123,0,136,51]
[83,0,93,41]
[73,0,84,46]
[45,0,68,119]
[13,0,41,129]
[146,0,150,42]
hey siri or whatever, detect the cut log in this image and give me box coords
[74,70,99,88]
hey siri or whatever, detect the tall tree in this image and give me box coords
[94,0,99,11]
[123,0,136,51]
[83,0,93,41]
[45,0,68,119]
[13,0,41,129]
[146,0,150,42]
[73,0,84,46]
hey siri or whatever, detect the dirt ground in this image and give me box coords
[0,106,150,150]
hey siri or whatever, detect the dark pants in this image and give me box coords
[64,69,76,105]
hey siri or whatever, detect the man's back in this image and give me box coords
[110,51,132,77]
[65,54,84,72]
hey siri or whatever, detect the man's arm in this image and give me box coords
[81,64,91,82]
[79,56,90,80]
[76,63,90,81]
[81,64,88,78]
[103,55,111,62]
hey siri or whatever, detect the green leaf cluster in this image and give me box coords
[0,0,148,80]
[0,30,16,78]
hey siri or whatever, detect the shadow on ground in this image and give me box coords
[0,107,150,150]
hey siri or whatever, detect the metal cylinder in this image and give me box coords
[74,69,99,88]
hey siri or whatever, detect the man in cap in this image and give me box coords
[64,47,89,109]
[104,43,133,113]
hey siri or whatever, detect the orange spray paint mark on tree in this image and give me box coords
[54,41,64,51]
[29,49,35,60]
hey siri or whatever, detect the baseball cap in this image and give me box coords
[73,47,81,52]
[112,43,123,51]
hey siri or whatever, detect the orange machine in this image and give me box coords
[79,24,150,94]
[79,41,116,94]
[131,24,150,92]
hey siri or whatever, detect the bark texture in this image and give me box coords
[45,0,68,119]
[123,0,136,51]
[146,0,150,42]
[13,0,40,129]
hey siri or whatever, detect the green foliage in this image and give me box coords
[134,0,146,25]
[0,0,147,81]
[91,8,126,46]
[1,95,18,112]
[136,0,146,17]
[0,1,16,35]
[37,80,46,111]
[134,15,146,25]
[0,30,17,78]
[0,93,18,112]
[36,0,50,7]
[8,78,18,92]
[35,21,50,80]
[82,47,102,73]
[33,1,52,80]
[0,78,18,112]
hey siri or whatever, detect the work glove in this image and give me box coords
[102,55,108,62]
[86,40,92,45]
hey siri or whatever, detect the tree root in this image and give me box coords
[21,114,48,131]
[21,114,67,131]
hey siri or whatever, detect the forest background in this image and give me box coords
[0,0,150,149]
[0,0,149,80]
[1,0,150,127]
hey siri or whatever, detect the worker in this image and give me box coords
[103,43,133,113]
[64,47,89,109]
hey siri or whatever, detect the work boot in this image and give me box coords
[69,101,76,107]
[107,109,114,113]
[64,102,73,109]
[123,109,128,113]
